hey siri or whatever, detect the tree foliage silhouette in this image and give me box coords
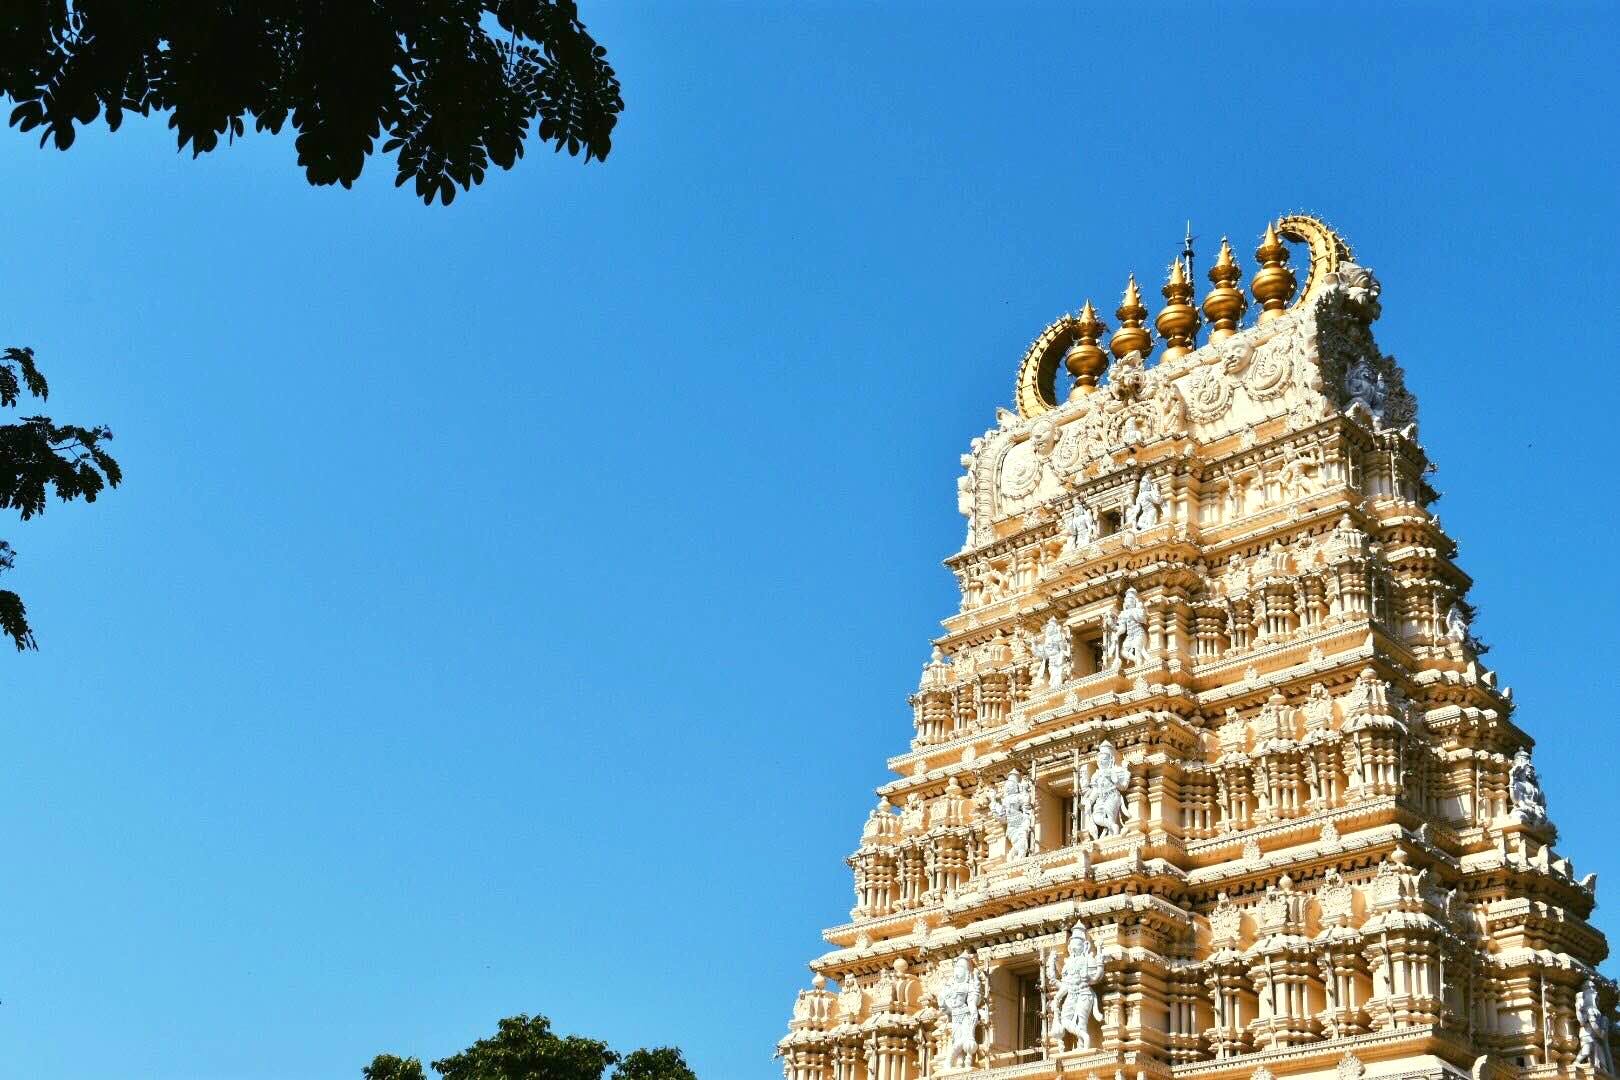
[0,347,119,650]
[0,4,623,649]
[367,1014,698,1080]
[0,1,622,205]
[365,1055,428,1080]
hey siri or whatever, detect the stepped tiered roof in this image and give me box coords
[777,217,1611,1080]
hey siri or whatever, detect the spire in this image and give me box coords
[1154,256,1199,361]
[1064,299,1109,396]
[1109,273,1152,360]
[1203,237,1247,341]
[1250,221,1297,323]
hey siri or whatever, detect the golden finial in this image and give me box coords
[1250,221,1296,323]
[1154,256,1199,361]
[1109,273,1152,360]
[1064,299,1108,396]
[1203,237,1247,341]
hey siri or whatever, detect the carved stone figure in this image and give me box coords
[938,954,986,1070]
[1443,602,1470,646]
[1575,976,1614,1073]
[1080,740,1130,839]
[1030,616,1072,689]
[1509,748,1548,824]
[1105,588,1149,668]
[1125,474,1166,532]
[1344,356,1386,425]
[1059,501,1099,555]
[1047,923,1104,1050]
[991,768,1037,860]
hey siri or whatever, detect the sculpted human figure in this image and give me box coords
[1125,474,1166,532]
[1081,740,1130,839]
[1509,748,1548,823]
[1047,923,1104,1050]
[1030,616,1073,688]
[991,768,1037,859]
[1344,356,1386,423]
[1443,602,1470,646]
[1105,588,1149,668]
[1060,501,1099,555]
[938,954,986,1069]
[1575,977,1614,1073]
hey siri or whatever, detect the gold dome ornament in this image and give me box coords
[1202,238,1247,341]
[1064,300,1109,397]
[1250,221,1297,323]
[1154,257,1199,361]
[1109,274,1152,361]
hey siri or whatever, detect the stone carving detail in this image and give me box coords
[1444,601,1471,646]
[938,954,987,1069]
[1103,587,1149,669]
[1079,740,1131,839]
[991,769,1037,859]
[1245,322,1303,401]
[1059,500,1099,554]
[1575,976,1614,1073]
[1125,474,1166,532]
[1509,748,1548,824]
[1335,1052,1365,1080]
[1184,364,1233,423]
[1030,616,1072,689]
[1047,923,1104,1051]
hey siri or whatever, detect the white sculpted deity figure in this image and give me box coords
[1079,740,1130,840]
[938,954,988,1070]
[1047,923,1104,1051]
[1124,474,1166,532]
[1030,616,1073,689]
[1059,500,1099,555]
[1443,602,1470,646]
[1575,977,1615,1073]
[991,768,1038,860]
[1103,588,1149,669]
[1344,356,1386,424]
[1509,748,1549,824]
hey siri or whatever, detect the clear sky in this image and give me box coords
[4,5,1619,1079]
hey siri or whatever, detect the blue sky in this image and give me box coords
[3,5,1619,1079]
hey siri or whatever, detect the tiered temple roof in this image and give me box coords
[777,216,1612,1080]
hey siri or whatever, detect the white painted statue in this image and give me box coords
[1059,501,1099,555]
[1047,923,1104,1050]
[938,954,986,1069]
[1508,748,1548,824]
[1104,588,1149,669]
[1443,602,1470,646]
[1080,740,1130,840]
[1125,474,1166,532]
[991,768,1037,860]
[1031,616,1073,688]
[1575,976,1614,1073]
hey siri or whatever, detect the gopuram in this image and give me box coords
[777,217,1612,1080]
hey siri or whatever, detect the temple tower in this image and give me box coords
[778,216,1613,1080]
